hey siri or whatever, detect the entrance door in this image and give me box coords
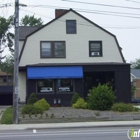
[84,76,94,97]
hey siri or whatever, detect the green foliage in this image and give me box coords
[46,113,48,118]
[34,98,50,111]
[0,16,14,59]
[70,92,80,106]
[20,15,43,26]
[87,83,116,110]
[29,113,32,118]
[21,104,43,114]
[111,103,139,112]
[27,92,38,105]
[50,113,54,118]
[131,85,136,97]
[94,112,100,116]
[1,107,13,124]
[72,98,88,109]
[0,55,14,76]
[131,58,140,69]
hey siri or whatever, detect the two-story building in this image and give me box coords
[19,9,131,106]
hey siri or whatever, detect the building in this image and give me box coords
[0,71,13,86]
[131,69,140,98]
[0,71,13,105]
[19,9,131,106]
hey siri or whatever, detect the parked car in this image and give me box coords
[131,98,140,103]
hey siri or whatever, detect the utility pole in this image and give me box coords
[13,0,19,124]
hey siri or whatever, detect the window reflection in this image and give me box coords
[57,79,73,92]
[37,79,53,93]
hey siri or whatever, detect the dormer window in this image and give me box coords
[89,41,102,57]
[66,20,76,34]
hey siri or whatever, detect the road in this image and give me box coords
[0,127,140,140]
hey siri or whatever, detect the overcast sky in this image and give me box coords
[1,0,140,62]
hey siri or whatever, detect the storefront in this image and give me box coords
[24,63,131,106]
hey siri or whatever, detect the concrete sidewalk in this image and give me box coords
[0,121,140,130]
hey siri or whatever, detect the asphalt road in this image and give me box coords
[0,127,140,140]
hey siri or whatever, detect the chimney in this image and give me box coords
[55,9,69,18]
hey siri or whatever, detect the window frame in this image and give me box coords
[36,79,75,94]
[89,41,102,57]
[40,41,66,58]
[36,79,55,94]
[56,79,75,94]
[66,20,77,34]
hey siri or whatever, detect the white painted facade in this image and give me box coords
[19,41,24,55]
[19,11,124,67]
[19,71,26,102]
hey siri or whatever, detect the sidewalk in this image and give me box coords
[0,121,140,130]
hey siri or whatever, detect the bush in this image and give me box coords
[70,92,80,106]
[27,92,38,105]
[34,98,50,111]
[111,103,139,112]
[21,104,43,114]
[87,83,116,110]
[72,98,88,109]
[1,107,13,124]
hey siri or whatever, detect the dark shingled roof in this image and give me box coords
[131,69,140,78]
[19,26,39,40]
[0,71,7,76]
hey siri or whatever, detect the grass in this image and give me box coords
[0,107,13,124]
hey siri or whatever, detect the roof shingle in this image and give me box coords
[131,69,140,78]
[19,26,39,40]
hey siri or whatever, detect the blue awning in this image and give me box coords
[27,66,83,79]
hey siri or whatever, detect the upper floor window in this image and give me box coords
[89,41,102,57]
[66,20,76,34]
[40,41,66,58]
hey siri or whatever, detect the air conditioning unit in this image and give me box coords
[91,52,100,56]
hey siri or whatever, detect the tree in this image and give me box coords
[131,58,140,69]
[0,16,14,62]
[0,55,14,85]
[131,85,136,97]
[20,15,43,26]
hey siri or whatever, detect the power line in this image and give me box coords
[2,3,140,18]
[0,0,6,16]
[20,9,140,29]
[61,0,140,10]
[28,4,140,16]
[21,5,140,19]
[126,0,140,4]
[76,9,140,19]
[5,0,12,16]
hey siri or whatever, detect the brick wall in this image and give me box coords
[133,79,140,98]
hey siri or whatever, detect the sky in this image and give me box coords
[0,0,140,63]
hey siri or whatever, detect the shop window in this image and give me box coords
[37,79,54,93]
[57,79,74,92]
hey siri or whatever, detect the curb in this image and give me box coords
[0,121,140,130]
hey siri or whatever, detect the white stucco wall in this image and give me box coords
[19,41,24,56]
[19,71,26,103]
[19,11,124,66]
